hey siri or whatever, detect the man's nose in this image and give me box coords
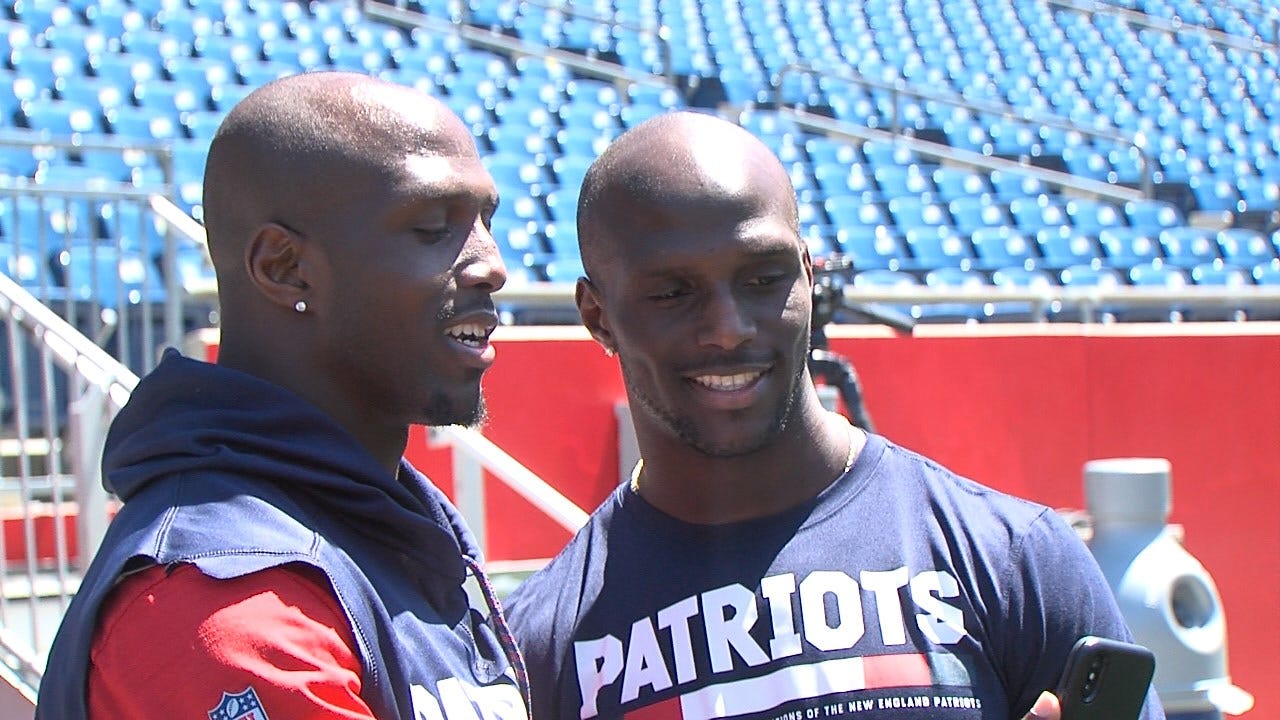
[460,221,508,292]
[697,286,756,350]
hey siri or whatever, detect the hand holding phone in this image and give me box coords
[1055,636,1156,720]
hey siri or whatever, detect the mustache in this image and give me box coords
[672,353,776,375]
[435,302,499,323]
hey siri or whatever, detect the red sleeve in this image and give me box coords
[88,562,375,719]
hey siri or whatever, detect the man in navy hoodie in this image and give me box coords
[36,72,528,719]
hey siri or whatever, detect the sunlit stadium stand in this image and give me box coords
[0,0,1279,710]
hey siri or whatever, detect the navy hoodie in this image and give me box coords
[36,350,526,719]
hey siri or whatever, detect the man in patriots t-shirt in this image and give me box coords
[504,111,1164,720]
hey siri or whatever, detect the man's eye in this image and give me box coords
[648,288,687,301]
[748,274,786,287]
[414,227,453,244]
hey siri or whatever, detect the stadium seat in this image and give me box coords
[1059,264,1125,322]
[1236,175,1280,209]
[990,265,1058,322]
[1123,198,1185,233]
[988,169,1047,201]
[970,226,1038,270]
[1098,227,1162,269]
[835,227,909,271]
[932,167,993,201]
[948,196,1010,234]
[1217,228,1278,268]
[850,268,919,318]
[1188,173,1243,212]
[1190,262,1254,321]
[873,164,936,198]
[1158,227,1223,268]
[1036,227,1103,269]
[825,195,890,229]
[1063,198,1125,235]
[917,267,989,323]
[886,196,951,231]
[1009,195,1067,234]
[904,227,976,270]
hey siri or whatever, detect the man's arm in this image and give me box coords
[89,562,375,718]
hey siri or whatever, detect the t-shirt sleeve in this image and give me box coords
[88,562,376,719]
[999,507,1164,719]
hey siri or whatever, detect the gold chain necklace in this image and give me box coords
[630,414,859,493]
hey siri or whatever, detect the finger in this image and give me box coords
[1023,690,1061,720]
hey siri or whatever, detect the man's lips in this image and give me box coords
[689,369,766,391]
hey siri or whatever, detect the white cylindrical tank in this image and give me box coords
[1083,457,1253,718]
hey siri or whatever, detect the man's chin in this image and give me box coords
[421,393,487,429]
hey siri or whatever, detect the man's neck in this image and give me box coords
[632,405,861,525]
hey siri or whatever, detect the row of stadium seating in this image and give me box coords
[1,0,1278,321]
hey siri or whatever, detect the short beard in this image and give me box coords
[622,356,807,458]
[424,391,488,428]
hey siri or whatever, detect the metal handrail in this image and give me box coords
[772,63,1154,198]
[428,425,589,554]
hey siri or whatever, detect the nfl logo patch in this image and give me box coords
[208,686,270,720]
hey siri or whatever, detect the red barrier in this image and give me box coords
[408,322,1280,719]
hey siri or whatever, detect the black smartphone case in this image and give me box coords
[1055,636,1156,720]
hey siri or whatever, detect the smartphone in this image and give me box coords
[1054,636,1156,720]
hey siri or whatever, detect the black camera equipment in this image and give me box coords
[809,254,916,432]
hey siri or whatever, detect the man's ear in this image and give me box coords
[576,276,616,352]
[245,223,310,310]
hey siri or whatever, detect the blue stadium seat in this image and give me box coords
[52,245,166,308]
[1190,262,1254,320]
[1254,260,1280,286]
[932,167,993,201]
[105,105,180,141]
[17,98,102,136]
[970,226,1038,270]
[813,163,878,197]
[886,196,951,230]
[989,266,1059,322]
[851,268,920,318]
[1217,228,1278,267]
[835,227,909,271]
[133,79,203,116]
[1064,198,1125,235]
[541,221,578,261]
[1036,227,1103,269]
[1129,262,1190,289]
[1098,227,1162,269]
[873,164,936,198]
[1158,227,1223,268]
[1188,173,1243,212]
[904,227,975,270]
[825,195,890,228]
[1123,198,1185,233]
[917,267,989,323]
[1236,175,1280,209]
[948,196,1010,234]
[988,169,1047,201]
[1059,264,1125,321]
[1008,195,1067,234]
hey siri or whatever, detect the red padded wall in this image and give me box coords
[405,323,1279,718]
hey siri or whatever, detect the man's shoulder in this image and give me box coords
[876,436,1048,509]
[99,471,328,584]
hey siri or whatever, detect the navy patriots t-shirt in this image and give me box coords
[505,433,1164,720]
